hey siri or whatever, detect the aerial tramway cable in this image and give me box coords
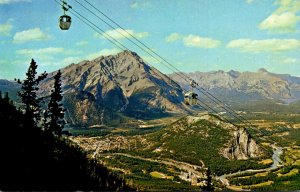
[69,0,258,125]
[54,0,273,134]
[75,0,283,142]
[54,0,284,163]
[66,0,257,128]
[53,0,238,125]
[54,0,267,132]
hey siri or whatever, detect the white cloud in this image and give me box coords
[246,0,254,4]
[61,56,82,65]
[282,57,297,64]
[130,0,151,9]
[183,34,221,48]
[95,28,149,40]
[259,12,300,33]
[16,47,80,67]
[39,56,83,67]
[17,47,64,56]
[0,21,12,35]
[86,48,120,60]
[16,47,64,61]
[227,38,300,52]
[0,59,6,64]
[13,28,51,43]
[165,33,181,43]
[76,40,88,46]
[165,33,221,49]
[275,0,300,13]
[0,0,31,4]
[259,0,300,33]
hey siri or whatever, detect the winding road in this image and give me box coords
[97,152,205,178]
[217,146,283,190]
[93,144,284,190]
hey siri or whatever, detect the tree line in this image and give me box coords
[0,59,133,191]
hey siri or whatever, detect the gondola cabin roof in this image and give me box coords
[184,92,198,98]
[59,15,71,30]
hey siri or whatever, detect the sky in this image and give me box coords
[0,0,300,80]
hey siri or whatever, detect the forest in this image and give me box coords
[0,59,132,191]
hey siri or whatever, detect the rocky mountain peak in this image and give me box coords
[228,70,240,78]
[117,50,140,59]
[39,51,186,125]
[258,68,269,73]
[170,68,300,101]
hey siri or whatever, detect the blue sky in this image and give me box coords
[0,0,299,80]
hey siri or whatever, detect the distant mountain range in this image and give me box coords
[2,51,300,126]
[169,68,300,103]
[0,80,20,101]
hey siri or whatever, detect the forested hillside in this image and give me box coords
[0,59,132,191]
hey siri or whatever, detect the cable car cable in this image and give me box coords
[70,2,284,158]
[69,0,258,129]
[56,0,276,140]
[55,0,128,52]
[56,0,275,140]
[54,0,284,161]
[76,0,195,83]
[71,0,193,87]
[54,0,233,122]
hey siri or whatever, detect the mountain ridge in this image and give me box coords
[169,68,300,103]
[39,50,188,126]
[3,53,300,125]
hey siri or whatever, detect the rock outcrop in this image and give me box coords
[223,128,264,160]
[188,113,264,160]
[142,113,264,164]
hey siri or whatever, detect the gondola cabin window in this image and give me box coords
[59,15,71,30]
[184,92,198,105]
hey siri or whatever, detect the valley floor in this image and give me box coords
[69,112,300,191]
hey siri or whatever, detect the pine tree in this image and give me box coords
[4,92,9,103]
[46,70,65,135]
[202,167,214,191]
[17,59,47,126]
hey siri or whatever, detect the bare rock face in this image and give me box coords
[169,68,300,102]
[39,51,186,126]
[223,128,264,160]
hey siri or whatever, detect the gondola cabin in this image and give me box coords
[184,92,198,105]
[59,15,71,30]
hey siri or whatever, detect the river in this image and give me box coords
[217,146,283,188]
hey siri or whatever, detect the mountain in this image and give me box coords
[0,80,21,101]
[169,69,300,103]
[39,51,187,126]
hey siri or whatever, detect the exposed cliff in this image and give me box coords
[223,128,264,160]
[39,51,187,126]
[187,114,264,160]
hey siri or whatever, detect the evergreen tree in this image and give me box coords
[4,92,10,104]
[46,70,65,135]
[17,59,47,126]
[202,167,214,191]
